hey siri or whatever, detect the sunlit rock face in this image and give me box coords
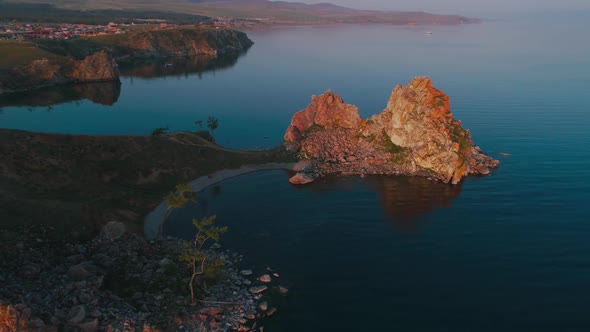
[0,50,119,95]
[71,50,119,82]
[284,77,499,184]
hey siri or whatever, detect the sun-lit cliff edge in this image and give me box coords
[0,28,253,95]
[284,77,499,185]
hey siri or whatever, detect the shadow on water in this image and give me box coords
[0,81,122,108]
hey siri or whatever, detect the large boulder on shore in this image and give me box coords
[284,77,499,184]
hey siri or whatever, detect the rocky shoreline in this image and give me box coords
[0,50,119,96]
[0,28,253,96]
[0,222,287,331]
[285,77,499,185]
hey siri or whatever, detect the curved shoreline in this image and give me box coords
[144,162,296,239]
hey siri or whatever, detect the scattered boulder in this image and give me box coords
[78,318,98,332]
[278,286,289,295]
[67,264,91,281]
[267,307,277,316]
[258,274,272,283]
[200,307,224,317]
[159,258,172,267]
[258,302,268,312]
[292,160,313,172]
[67,305,86,326]
[240,269,253,276]
[17,264,40,278]
[101,221,125,240]
[288,172,316,185]
[248,286,268,294]
[30,318,45,328]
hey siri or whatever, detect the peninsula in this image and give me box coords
[0,28,253,95]
[285,77,499,185]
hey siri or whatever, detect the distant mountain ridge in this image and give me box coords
[5,0,479,25]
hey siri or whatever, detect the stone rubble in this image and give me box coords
[0,222,288,332]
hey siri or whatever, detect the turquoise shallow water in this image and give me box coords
[3,12,590,331]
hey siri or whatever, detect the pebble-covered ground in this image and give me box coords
[0,222,288,331]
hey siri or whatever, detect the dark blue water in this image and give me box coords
[4,13,590,331]
[165,168,590,331]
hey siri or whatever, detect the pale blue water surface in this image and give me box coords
[3,13,590,331]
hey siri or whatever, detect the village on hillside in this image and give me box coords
[0,22,126,40]
[0,17,239,41]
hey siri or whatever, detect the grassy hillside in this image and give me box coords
[2,0,479,25]
[0,2,213,24]
[0,40,68,70]
[33,28,253,60]
[0,129,294,234]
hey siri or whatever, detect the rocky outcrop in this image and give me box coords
[284,77,499,184]
[104,29,254,59]
[284,91,362,151]
[0,28,251,95]
[71,50,119,82]
[0,51,119,95]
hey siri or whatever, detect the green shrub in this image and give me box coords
[151,127,168,136]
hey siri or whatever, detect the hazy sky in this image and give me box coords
[297,0,590,15]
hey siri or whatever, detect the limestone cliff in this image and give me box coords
[284,77,499,184]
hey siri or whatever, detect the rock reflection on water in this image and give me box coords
[306,174,462,225]
[0,81,122,108]
[366,175,462,224]
[0,53,246,108]
[118,52,245,80]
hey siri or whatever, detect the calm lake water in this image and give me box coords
[3,12,590,331]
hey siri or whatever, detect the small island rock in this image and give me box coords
[284,77,499,184]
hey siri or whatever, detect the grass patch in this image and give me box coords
[378,129,404,154]
[305,123,324,135]
[449,124,470,151]
[0,40,67,70]
[364,133,377,143]
[432,94,446,108]
[449,123,471,166]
